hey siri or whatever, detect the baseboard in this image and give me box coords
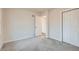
[3,35,49,44]
[63,41,79,47]
[48,37,62,42]
[3,35,43,44]
[3,36,36,44]
[48,37,79,47]
[0,44,3,50]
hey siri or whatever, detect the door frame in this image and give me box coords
[33,11,49,38]
[62,8,79,43]
[32,15,36,37]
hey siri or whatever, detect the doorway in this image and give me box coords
[35,15,42,36]
[35,15,48,37]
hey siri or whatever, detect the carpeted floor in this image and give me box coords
[1,36,79,51]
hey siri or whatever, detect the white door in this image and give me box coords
[35,16,42,36]
[63,9,79,47]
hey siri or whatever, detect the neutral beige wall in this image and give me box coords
[2,9,35,43]
[0,9,3,49]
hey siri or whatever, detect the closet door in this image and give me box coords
[63,9,79,47]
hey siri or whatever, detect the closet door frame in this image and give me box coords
[62,8,79,43]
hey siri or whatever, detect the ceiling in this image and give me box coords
[26,8,72,14]
[27,8,50,13]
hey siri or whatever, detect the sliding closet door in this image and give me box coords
[63,9,79,47]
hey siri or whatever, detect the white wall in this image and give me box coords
[48,9,63,41]
[0,9,3,49]
[2,9,35,43]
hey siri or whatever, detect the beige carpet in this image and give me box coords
[1,36,79,51]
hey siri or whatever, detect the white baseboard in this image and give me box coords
[4,36,35,44]
[0,44,3,50]
[3,35,49,44]
[48,37,62,42]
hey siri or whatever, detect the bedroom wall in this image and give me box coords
[48,9,63,41]
[2,9,35,43]
[0,8,3,49]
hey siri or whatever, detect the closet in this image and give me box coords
[63,9,79,47]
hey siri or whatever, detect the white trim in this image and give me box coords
[0,43,3,50]
[4,35,49,44]
[48,37,62,42]
[3,36,35,44]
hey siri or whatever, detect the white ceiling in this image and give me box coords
[27,8,50,13]
[26,8,72,13]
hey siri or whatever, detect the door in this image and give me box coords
[63,9,79,47]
